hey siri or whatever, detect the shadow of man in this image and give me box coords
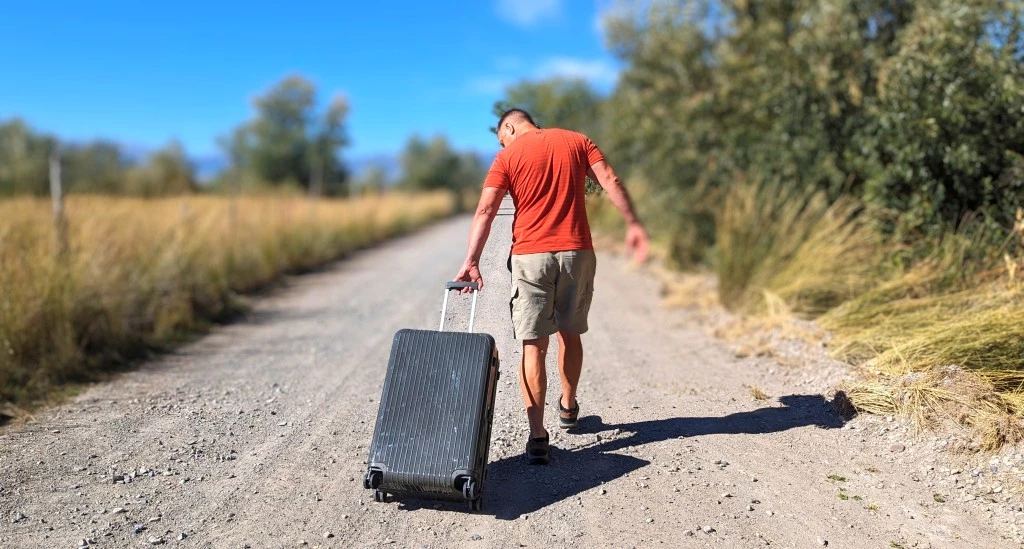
[474,393,850,520]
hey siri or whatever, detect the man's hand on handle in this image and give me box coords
[453,262,483,294]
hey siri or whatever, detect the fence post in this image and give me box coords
[49,152,68,258]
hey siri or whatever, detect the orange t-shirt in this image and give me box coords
[483,128,605,255]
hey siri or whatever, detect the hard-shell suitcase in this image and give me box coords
[363,281,499,511]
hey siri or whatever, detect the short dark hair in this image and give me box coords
[497,109,537,130]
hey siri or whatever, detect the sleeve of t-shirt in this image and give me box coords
[583,136,605,166]
[483,153,510,190]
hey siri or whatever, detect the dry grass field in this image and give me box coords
[0,192,454,405]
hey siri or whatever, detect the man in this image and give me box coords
[454,109,648,464]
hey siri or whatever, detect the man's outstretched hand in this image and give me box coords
[453,263,483,293]
[626,222,650,265]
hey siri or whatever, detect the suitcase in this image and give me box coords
[363,281,500,511]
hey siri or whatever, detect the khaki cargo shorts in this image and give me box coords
[509,250,597,340]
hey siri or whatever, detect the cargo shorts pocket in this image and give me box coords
[565,281,594,334]
[510,282,556,340]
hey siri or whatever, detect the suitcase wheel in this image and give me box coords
[461,478,480,500]
[469,496,482,512]
[364,470,382,490]
[374,490,389,503]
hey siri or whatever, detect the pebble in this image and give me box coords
[747,505,755,511]
[817,537,828,546]
[702,525,715,534]
[324,532,334,539]
[147,535,164,545]
[685,530,695,536]
[599,488,606,495]
[766,510,775,516]
[471,534,483,540]
[133,524,146,534]
[721,492,733,498]
[177,533,187,541]
[890,444,906,453]
[11,511,27,523]
[646,518,654,523]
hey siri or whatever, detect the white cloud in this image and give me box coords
[536,57,619,87]
[466,76,512,96]
[466,55,620,96]
[495,0,562,27]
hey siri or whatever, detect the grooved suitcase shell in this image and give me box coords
[368,329,498,497]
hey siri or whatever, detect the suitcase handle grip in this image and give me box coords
[440,282,478,332]
[445,281,479,291]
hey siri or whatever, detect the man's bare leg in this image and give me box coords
[520,336,550,439]
[557,331,583,410]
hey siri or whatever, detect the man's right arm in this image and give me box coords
[588,160,649,264]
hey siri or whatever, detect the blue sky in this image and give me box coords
[0,0,622,167]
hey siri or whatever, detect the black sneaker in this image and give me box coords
[525,432,550,465]
[558,396,579,430]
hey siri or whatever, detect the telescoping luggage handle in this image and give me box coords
[440,282,479,333]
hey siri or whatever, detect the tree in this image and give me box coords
[62,141,129,193]
[398,135,482,192]
[124,141,197,196]
[861,0,1024,234]
[223,75,350,193]
[353,164,391,195]
[0,119,55,196]
[597,0,927,263]
[492,78,604,138]
[309,95,351,196]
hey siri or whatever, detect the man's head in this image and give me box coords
[496,109,538,148]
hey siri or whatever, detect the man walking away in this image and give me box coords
[454,109,649,464]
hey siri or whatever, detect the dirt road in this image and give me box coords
[0,201,1019,548]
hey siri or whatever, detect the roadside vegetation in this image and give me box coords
[1,75,483,408]
[0,193,454,406]
[499,0,1024,449]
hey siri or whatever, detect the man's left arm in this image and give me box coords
[454,186,505,292]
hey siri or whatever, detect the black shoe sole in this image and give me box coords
[527,455,550,465]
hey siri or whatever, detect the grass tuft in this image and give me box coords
[715,182,885,317]
[710,181,1024,450]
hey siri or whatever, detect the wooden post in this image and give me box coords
[49,152,68,258]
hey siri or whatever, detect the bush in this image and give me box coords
[860,1,1024,236]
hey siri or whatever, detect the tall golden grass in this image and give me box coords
[715,183,885,316]
[0,193,454,404]
[711,183,1024,449]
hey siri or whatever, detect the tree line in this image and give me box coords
[0,75,484,197]
[499,0,1023,264]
